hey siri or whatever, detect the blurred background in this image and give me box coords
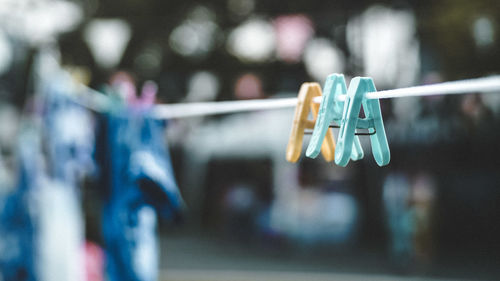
[0,0,500,280]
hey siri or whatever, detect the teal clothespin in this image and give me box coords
[335,77,390,167]
[305,73,363,161]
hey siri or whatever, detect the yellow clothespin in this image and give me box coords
[286,83,335,163]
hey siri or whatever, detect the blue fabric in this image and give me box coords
[38,82,91,280]
[43,81,96,185]
[96,109,183,281]
[0,78,95,281]
[0,129,40,281]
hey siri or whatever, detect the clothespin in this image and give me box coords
[139,81,158,107]
[335,77,390,167]
[286,83,336,163]
[305,74,364,162]
[109,71,137,105]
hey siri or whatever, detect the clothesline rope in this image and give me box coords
[76,75,500,119]
[152,76,500,118]
[365,75,500,99]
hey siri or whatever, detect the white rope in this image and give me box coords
[153,76,500,118]
[74,84,111,112]
[366,75,500,99]
[78,76,500,119]
[325,76,500,102]
[151,98,298,119]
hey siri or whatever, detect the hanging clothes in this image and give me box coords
[36,80,96,281]
[0,126,40,281]
[0,77,95,281]
[43,81,96,185]
[95,109,183,281]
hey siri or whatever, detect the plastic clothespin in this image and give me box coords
[305,74,363,161]
[139,80,158,107]
[286,83,336,163]
[335,77,390,167]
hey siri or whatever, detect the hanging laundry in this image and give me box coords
[0,76,96,281]
[37,78,96,281]
[0,127,40,281]
[43,80,96,185]
[95,109,183,281]
[36,177,85,281]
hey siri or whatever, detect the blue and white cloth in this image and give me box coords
[96,109,183,281]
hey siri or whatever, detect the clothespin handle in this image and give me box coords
[335,77,390,167]
[286,83,335,163]
[306,74,364,161]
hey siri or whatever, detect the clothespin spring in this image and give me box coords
[304,124,376,136]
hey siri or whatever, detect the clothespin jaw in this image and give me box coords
[286,83,336,163]
[305,73,364,161]
[335,77,390,167]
